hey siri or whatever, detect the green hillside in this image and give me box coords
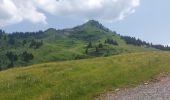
[0,51,170,100]
[1,20,170,100]
[0,20,158,70]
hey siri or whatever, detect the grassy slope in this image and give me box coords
[0,51,170,100]
[0,20,159,68]
[29,28,158,65]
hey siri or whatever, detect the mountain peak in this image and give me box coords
[82,20,110,32]
[85,20,101,27]
[72,20,110,33]
[86,20,100,25]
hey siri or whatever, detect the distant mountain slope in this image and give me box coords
[0,20,163,70]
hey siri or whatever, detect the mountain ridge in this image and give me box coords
[0,20,167,70]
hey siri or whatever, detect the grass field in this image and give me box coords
[0,51,170,100]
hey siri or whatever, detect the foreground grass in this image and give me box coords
[0,51,170,100]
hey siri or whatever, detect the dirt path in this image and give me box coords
[96,73,170,100]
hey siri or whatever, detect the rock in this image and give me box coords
[115,88,120,92]
[144,82,149,85]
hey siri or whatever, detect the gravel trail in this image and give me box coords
[96,74,170,100]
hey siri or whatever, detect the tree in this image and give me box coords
[8,38,15,45]
[6,52,18,67]
[121,35,170,51]
[95,47,99,52]
[98,43,103,48]
[29,40,43,49]
[85,49,88,54]
[21,51,34,62]
[4,35,7,40]
[105,39,118,45]
[87,42,92,48]
[22,40,27,46]
[0,30,3,39]
[104,40,107,44]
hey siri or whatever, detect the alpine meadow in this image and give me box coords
[1,0,170,100]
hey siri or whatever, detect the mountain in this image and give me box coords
[1,20,170,100]
[0,20,165,70]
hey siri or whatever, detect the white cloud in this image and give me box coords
[0,0,140,27]
[53,0,140,21]
[0,0,47,27]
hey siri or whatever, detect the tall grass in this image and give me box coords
[0,51,170,100]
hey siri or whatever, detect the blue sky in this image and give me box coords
[107,0,170,45]
[0,0,170,45]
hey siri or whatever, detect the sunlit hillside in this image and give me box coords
[1,51,170,100]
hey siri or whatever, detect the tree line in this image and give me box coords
[0,29,43,70]
[0,29,44,49]
[121,36,170,51]
[5,51,34,68]
[8,30,44,39]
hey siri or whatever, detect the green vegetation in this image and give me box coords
[1,20,170,100]
[0,52,170,100]
[121,35,170,50]
[0,20,158,70]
